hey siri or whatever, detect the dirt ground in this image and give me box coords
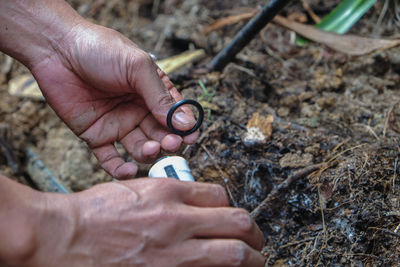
[1,0,399,266]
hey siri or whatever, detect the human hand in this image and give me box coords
[27,179,265,267]
[30,22,198,179]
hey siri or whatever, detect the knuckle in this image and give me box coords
[155,178,177,192]
[228,241,250,266]
[157,93,174,108]
[232,209,253,233]
[134,51,154,68]
[155,178,185,198]
[212,184,229,204]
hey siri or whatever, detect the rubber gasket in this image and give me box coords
[166,99,204,136]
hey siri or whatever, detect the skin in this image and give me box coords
[0,0,265,266]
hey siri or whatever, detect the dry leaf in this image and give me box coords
[273,15,400,56]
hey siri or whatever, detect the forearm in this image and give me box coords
[0,0,84,68]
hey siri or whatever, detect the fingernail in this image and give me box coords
[173,111,195,126]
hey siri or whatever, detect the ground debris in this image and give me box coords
[0,0,399,266]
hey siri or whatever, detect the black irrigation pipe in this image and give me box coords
[208,0,292,72]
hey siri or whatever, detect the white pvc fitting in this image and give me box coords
[148,156,194,182]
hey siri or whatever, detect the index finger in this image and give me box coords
[181,182,230,207]
[153,179,230,207]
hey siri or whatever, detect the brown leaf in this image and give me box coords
[273,15,400,56]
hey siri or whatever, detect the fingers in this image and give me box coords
[128,51,196,132]
[126,179,230,207]
[178,182,230,208]
[154,180,264,250]
[92,144,138,179]
[139,113,183,152]
[120,128,161,163]
[181,239,265,267]
[187,207,265,251]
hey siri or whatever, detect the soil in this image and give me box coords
[1,0,399,266]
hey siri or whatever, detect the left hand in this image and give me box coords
[30,22,198,179]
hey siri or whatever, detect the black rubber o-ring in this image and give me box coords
[166,99,204,136]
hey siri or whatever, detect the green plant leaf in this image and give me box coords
[297,0,377,45]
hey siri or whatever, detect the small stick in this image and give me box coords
[301,0,321,23]
[393,157,398,194]
[368,227,400,238]
[317,185,327,239]
[383,104,395,138]
[201,144,237,206]
[208,0,292,71]
[251,163,323,219]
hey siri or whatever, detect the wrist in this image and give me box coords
[26,192,78,267]
[0,0,85,68]
[0,177,45,266]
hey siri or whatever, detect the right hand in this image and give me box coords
[28,179,265,267]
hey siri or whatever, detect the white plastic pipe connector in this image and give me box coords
[148,156,194,182]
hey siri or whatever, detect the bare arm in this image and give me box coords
[0,0,265,266]
[1,0,198,179]
[0,0,82,68]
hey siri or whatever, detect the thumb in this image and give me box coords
[130,51,196,131]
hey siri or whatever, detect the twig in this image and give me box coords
[388,102,400,134]
[200,144,238,206]
[326,144,366,164]
[26,147,71,193]
[317,186,327,239]
[279,237,315,249]
[395,223,400,233]
[368,227,400,238]
[354,123,379,140]
[383,104,395,138]
[201,11,257,35]
[251,163,324,219]
[345,253,379,259]
[152,0,160,17]
[373,0,390,36]
[301,0,321,23]
[0,137,19,174]
[393,157,398,194]
[208,0,292,71]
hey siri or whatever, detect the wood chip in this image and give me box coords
[8,74,44,100]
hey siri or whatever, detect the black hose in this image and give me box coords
[208,0,292,72]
